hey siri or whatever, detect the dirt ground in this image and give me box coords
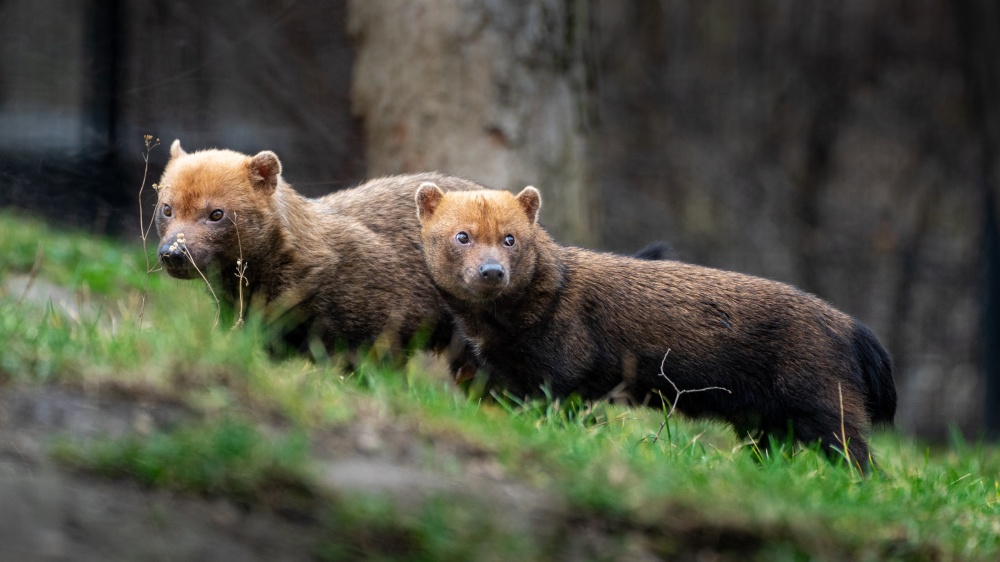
[0,385,577,561]
[0,386,323,561]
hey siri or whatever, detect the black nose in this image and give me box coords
[478,263,505,283]
[158,241,186,269]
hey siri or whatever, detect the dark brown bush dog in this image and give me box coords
[416,184,896,468]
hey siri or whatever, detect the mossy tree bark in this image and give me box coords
[348,0,599,246]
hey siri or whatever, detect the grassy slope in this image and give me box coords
[0,209,998,561]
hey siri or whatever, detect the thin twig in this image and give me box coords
[230,211,248,330]
[137,134,161,326]
[834,382,861,473]
[172,235,220,329]
[838,383,848,461]
[649,350,731,444]
[16,241,44,305]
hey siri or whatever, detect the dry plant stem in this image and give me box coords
[229,211,248,330]
[137,134,161,327]
[176,241,221,329]
[16,241,44,305]
[650,350,732,444]
[835,382,861,473]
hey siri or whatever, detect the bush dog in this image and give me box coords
[155,140,487,366]
[415,183,896,467]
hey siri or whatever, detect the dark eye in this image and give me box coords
[208,209,224,222]
[455,232,470,245]
[503,234,516,247]
[162,204,172,218]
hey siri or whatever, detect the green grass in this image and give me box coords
[0,210,150,293]
[53,417,313,504]
[1,209,999,561]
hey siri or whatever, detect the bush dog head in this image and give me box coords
[416,183,541,302]
[155,140,282,281]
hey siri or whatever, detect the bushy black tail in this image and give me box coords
[851,320,897,426]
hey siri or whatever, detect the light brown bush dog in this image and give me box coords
[155,140,485,365]
[415,184,896,468]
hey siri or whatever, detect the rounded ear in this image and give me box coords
[515,186,541,224]
[415,182,446,222]
[169,139,187,159]
[249,151,282,194]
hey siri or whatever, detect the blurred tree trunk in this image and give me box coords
[954,0,1000,439]
[347,0,599,246]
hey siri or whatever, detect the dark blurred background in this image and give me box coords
[0,0,996,440]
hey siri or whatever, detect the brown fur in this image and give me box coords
[155,140,484,364]
[416,185,897,468]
